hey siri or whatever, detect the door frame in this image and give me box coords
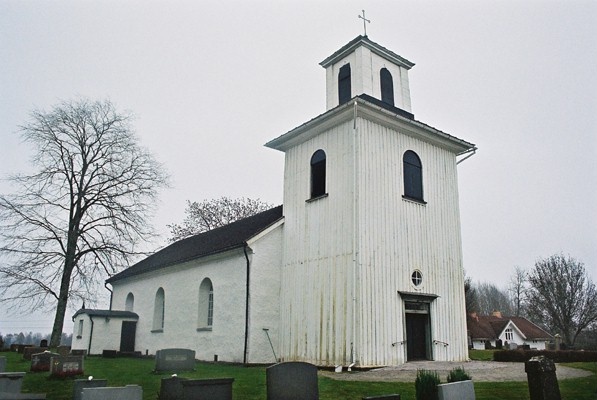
[398,291,438,362]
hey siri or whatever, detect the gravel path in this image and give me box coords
[319,361,594,382]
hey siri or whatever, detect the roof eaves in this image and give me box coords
[319,35,415,69]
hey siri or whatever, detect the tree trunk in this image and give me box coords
[50,257,75,347]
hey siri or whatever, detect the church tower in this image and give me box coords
[266,35,475,367]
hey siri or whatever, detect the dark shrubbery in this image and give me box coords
[415,369,440,400]
[446,366,471,382]
[493,349,597,363]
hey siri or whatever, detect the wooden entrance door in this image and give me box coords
[120,321,137,353]
[406,313,428,360]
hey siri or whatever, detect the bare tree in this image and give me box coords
[0,99,168,347]
[526,254,597,346]
[167,197,274,242]
[475,282,514,316]
[464,274,479,314]
[508,266,527,317]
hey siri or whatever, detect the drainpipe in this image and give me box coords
[105,282,113,310]
[88,314,95,355]
[243,243,251,364]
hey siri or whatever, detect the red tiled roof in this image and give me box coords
[467,314,552,340]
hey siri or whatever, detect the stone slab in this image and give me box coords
[22,348,44,361]
[363,396,401,400]
[159,376,187,400]
[0,372,25,394]
[0,392,46,399]
[30,352,59,372]
[181,378,234,400]
[81,385,142,400]
[50,356,84,377]
[72,379,108,400]
[266,362,319,400]
[0,358,5,373]
[154,348,195,373]
[438,380,475,400]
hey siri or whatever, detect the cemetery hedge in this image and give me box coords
[493,349,597,363]
[2,351,596,400]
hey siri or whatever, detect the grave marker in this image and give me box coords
[0,372,25,394]
[525,356,561,400]
[0,357,6,373]
[154,348,196,373]
[30,351,60,372]
[266,362,319,400]
[363,395,401,400]
[438,380,475,400]
[81,384,142,400]
[72,378,108,400]
[181,378,234,400]
[23,347,44,360]
[50,355,84,377]
[159,375,187,400]
[56,346,71,356]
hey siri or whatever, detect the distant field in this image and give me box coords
[2,351,596,400]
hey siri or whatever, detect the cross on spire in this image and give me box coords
[358,10,371,36]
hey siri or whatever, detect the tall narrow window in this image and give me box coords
[338,64,351,105]
[380,68,394,106]
[403,150,424,201]
[310,150,326,198]
[198,278,214,329]
[125,292,134,312]
[153,288,165,331]
[505,328,513,341]
[77,320,84,338]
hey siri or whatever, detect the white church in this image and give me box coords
[72,35,476,367]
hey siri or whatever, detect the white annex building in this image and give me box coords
[72,35,477,367]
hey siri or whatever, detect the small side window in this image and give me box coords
[403,150,424,201]
[380,68,394,106]
[338,64,351,105]
[310,150,326,198]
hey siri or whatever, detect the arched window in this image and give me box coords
[380,68,394,106]
[153,288,165,331]
[310,150,326,198]
[198,278,214,329]
[403,150,424,201]
[125,292,134,312]
[338,64,351,105]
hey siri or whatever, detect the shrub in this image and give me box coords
[446,366,471,382]
[415,369,440,400]
[493,349,597,363]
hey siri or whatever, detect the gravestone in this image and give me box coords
[363,395,401,400]
[266,362,319,400]
[81,385,142,400]
[495,339,503,349]
[154,348,196,373]
[23,347,45,361]
[39,339,48,348]
[181,378,234,400]
[525,356,561,400]
[102,350,118,358]
[72,378,108,400]
[509,342,518,350]
[159,375,187,400]
[50,355,84,377]
[437,380,475,400]
[16,345,32,354]
[56,346,71,356]
[0,372,25,394]
[0,357,6,373]
[71,349,87,357]
[30,351,60,372]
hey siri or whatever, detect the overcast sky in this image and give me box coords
[1,0,596,334]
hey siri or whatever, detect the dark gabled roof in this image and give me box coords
[72,309,138,320]
[106,205,283,284]
[467,314,553,340]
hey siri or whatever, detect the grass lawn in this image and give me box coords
[3,351,596,400]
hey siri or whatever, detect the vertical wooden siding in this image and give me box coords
[279,116,468,366]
